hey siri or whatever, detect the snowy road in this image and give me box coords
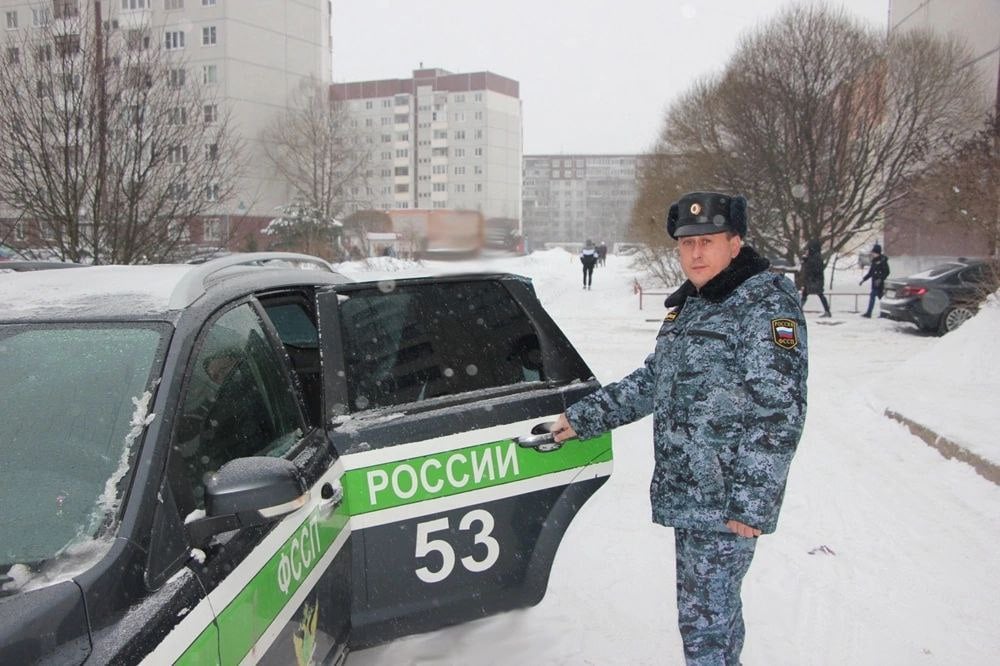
[346,250,1000,665]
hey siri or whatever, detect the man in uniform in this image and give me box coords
[552,192,808,665]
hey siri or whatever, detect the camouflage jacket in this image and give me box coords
[566,247,808,534]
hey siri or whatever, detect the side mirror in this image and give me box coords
[187,457,308,546]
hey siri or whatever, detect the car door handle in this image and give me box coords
[515,421,566,453]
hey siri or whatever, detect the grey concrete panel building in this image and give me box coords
[331,68,523,223]
[523,154,639,248]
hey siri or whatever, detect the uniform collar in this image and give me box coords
[665,245,771,308]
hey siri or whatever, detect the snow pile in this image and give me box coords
[876,294,1000,465]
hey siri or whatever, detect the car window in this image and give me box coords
[959,265,984,283]
[339,280,544,411]
[0,324,163,566]
[260,297,323,426]
[265,302,319,348]
[174,304,303,508]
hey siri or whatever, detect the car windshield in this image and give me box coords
[0,323,165,575]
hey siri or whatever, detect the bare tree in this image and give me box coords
[262,79,371,257]
[0,3,242,263]
[903,115,1000,258]
[634,5,984,265]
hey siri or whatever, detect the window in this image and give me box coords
[454,148,465,157]
[454,130,466,140]
[168,67,186,88]
[121,0,149,9]
[5,47,19,63]
[433,183,446,192]
[54,1,79,19]
[474,93,482,102]
[174,305,302,506]
[164,30,185,50]
[432,147,447,157]
[204,183,219,201]
[395,183,409,193]
[393,113,408,124]
[202,0,217,5]
[5,11,17,29]
[167,107,187,125]
[394,94,408,105]
[35,44,52,62]
[454,166,466,175]
[338,281,544,410]
[203,104,217,123]
[167,181,190,199]
[394,166,408,176]
[167,145,189,164]
[204,143,218,161]
[202,25,216,46]
[165,0,184,8]
[203,217,222,241]
[32,7,50,26]
[365,100,373,109]
[202,64,217,84]
[475,129,483,139]
[395,148,408,158]
[381,134,391,143]
[432,165,446,175]
[125,29,149,52]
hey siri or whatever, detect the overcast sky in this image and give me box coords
[331,1,889,155]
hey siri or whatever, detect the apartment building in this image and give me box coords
[523,154,639,247]
[331,68,522,222]
[0,0,331,249]
[884,0,999,259]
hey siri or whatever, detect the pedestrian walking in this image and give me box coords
[859,243,890,318]
[551,191,808,665]
[597,241,608,267]
[580,240,598,289]
[800,240,832,317]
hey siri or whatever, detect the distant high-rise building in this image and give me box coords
[523,155,639,247]
[331,68,523,222]
[884,0,1000,259]
[890,0,999,117]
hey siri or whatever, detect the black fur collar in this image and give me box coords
[665,245,771,308]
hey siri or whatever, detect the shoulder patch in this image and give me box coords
[665,309,678,322]
[771,318,798,349]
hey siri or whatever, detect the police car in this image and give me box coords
[0,253,611,664]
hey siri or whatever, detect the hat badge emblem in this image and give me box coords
[690,203,702,215]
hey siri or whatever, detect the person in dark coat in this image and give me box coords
[579,240,598,289]
[552,192,808,664]
[860,243,890,318]
[800,240,832,317]
[596,241,608,267]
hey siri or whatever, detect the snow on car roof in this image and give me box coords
[0,265,195,319]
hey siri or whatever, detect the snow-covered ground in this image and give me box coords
[345,248,1000,665]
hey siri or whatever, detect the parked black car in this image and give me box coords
[880,259,998,335]
[0,252,610,664]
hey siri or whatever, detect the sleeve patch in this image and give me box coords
[665,309,678,322]
[771,319,798,349]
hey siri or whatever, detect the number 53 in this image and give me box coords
[414,509,500,583]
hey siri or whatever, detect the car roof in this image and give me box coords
[0,261,83,272]
[0,252,350,321]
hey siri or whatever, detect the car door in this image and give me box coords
[316,274,612,648]
[145,299,351,666]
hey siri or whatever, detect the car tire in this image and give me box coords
[937,305,975,335]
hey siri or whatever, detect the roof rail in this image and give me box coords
[168,252,334,310]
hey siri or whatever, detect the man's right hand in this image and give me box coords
[551,413,578,443]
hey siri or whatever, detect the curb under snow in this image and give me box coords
[885,409,1000,486]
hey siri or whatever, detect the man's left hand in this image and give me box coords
[726,519,761,538]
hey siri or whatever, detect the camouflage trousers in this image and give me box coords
[675,528,758,666]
